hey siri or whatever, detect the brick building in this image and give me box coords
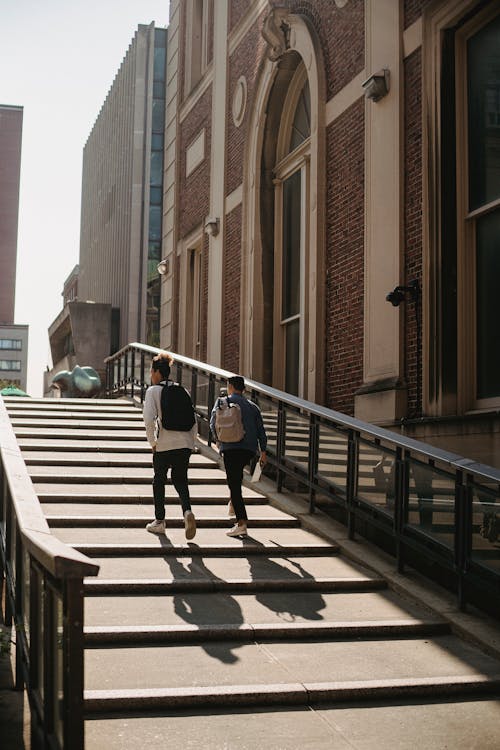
[159,1,500,464]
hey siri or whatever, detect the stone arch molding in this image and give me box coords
[241,10,326,401]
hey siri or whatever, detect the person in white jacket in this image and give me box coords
[142,352,197,539]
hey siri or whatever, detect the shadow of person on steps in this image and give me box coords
[159,538,245,665]
[242,538,326,622]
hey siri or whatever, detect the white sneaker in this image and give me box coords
[146,519,165,534]
[226,522,247,538]
[184,510,196,540]
[228,501,235,518]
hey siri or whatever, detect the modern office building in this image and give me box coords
[160,0,500,465]
[0,104,23,325]
[0,324,28,391]
[78,23,167,350]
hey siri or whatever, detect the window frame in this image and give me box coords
[273,64,311,397]
[455,4,500,411]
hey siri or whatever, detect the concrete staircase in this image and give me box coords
[4,396,500,749]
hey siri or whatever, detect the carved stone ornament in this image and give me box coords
[334,0,349,7]
[262,6,290,62]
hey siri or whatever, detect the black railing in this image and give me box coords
[105,343,500,615]
[0,396,99,749]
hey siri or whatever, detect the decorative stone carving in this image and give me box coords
[262,6,290,62]
[334,0,350,7]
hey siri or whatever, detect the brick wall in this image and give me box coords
[229,0,250,31]
[404,0,433,29]
[404,49,423,416]
[227,22,267,196]
[178,88,212,238]
[288,0,364,99]
[325,98,365,415]
[222,205,242,371]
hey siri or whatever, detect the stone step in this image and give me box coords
[84,674,500,714]
[27,467,228,483]
[4,396,130,406]
[71,542,336,558]
[54,526,334,549]
[46,515,300,529]
[84,553,375,585]
[10,410,144,421]
[22,451,216,468]
[17,439,152,451]
[11,418,144,429]
[14,428,149,440]
[84,619,450,646]
[40,502,284,519]
[83,698,500,750]
[35,484,265,502]
[82,635,500,711]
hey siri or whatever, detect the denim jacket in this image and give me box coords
[210,393,267,454]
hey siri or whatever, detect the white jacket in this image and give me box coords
[142,384,197,451]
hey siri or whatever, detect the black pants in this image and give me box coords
[153,448,192,519]
[223,449,255,522]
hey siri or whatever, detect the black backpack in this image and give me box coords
[160,382,196,431]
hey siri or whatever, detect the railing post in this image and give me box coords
[276,403,286,493]
[140,352,146,403]
[393,447,407,574]
[130,349,135,400]
[14,524,24,690]
[123,351,128,397]
[191,369,198,407]
[207,375,216,447]
[346,430,358,539]
[308,415,319,513]
[454,470,472,612]
[63,579,85,750]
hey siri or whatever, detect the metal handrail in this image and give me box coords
[105,343,500,615]
[0,395,99,750]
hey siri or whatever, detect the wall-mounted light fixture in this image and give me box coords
[386,278,422,418]
[386,279,419,306]
[204,217,220,237]
[362,69,390,102]
[157,258,169,276]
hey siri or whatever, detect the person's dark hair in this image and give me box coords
[151,353,173,380]
[228,375,245,392]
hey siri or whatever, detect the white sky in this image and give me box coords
[0,0,170,396]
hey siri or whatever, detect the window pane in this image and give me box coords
[150,151,163,186]
[467,14,500,210]
[282,170,301,320]
[150,186,162,205]
[152,99,165,132]
[290,80,311,152]
[151,133,163,150]
[149,205,162,241]
[154,46,166,81]
[476,208,500,398]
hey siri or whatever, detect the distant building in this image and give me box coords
[44,301,117,397]
[78,23,167,350]
[0,104,29,392]
[0,104,23,325]
[0,324,28,391]
[62,264,79,306]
